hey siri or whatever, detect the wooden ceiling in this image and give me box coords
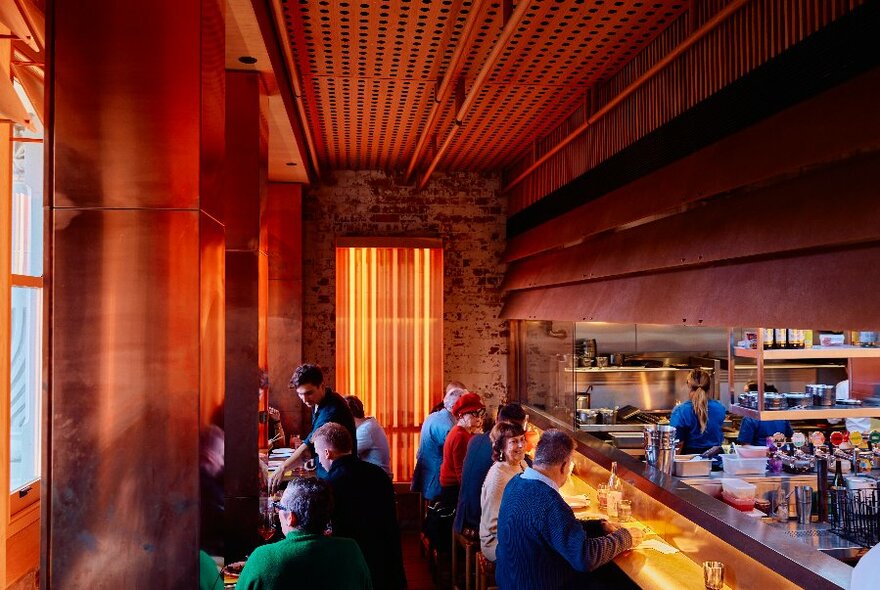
[274,0,687,179]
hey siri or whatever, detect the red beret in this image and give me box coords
[452,392,484,418]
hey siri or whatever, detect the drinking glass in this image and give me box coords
[597,484,609,512]
[257,510,276,542]
[618,499,633,522]
[703,561,724,590]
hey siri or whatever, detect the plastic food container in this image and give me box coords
[721,478,757,499]
[673,457,712,477]
[735,446,768,459]
[721,491,757,512]
[720,454,767,475]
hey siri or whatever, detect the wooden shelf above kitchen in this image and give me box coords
[733,346,880,360]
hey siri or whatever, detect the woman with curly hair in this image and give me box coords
[479,422,528,561]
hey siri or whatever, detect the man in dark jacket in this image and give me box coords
[313,422,408,590]
[269,364,357,490]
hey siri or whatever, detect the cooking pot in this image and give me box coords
[609,353,626,366]
[577,410,597,425]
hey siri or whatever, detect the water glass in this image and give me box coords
[703,561,724,590]
[597,484,609,512]
[618,499,633,522]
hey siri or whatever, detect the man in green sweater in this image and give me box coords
[236,478,372,589]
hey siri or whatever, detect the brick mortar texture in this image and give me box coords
[302,170,509,408]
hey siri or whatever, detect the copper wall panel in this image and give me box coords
[501,244,880,331]
[503,151,880,291]
[200,0,227,221]
[52,1,203,209]
[201,213,226,429]
[50,210,201,589]
[266,183,302,437]
[223,71,264,251]
[224,251,262,559]
[505,68,880,262]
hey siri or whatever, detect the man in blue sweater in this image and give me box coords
[495,429,641,590]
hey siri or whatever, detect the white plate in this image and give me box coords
[563,495,590,510]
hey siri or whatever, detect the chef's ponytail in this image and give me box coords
[687,369,712,434]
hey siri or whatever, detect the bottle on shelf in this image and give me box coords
[762,328,775,350]
[786,329,805,349]
[774,328,787,349]
[606,461,623,518]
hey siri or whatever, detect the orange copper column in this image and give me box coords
[46,0,226,587]
[222,70,268,560]
[266,183,303,440]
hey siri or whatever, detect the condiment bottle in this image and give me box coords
[606,461,623,518]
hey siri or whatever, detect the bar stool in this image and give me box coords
[476,551,497,590]
[451,528,478,590]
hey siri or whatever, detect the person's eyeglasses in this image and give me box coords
[271,500,288,512]
[467,409,486,418]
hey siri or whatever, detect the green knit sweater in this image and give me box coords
[235,530,372,590]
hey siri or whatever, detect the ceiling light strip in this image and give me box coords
[500,0,751,194]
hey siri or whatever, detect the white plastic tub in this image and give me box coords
[720,453,767,475]
[735,446,768,459]
[721,478,757,499]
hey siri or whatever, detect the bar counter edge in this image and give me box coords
[526,407,853,590]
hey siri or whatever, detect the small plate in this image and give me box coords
[563,495,590,510]
[837,399,863,405]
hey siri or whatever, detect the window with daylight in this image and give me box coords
[336,240,443,481]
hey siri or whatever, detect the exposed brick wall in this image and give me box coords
[301,170,508,412]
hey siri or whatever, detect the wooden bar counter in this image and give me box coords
[529,408,853,589]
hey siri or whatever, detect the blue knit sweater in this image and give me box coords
[495,473,632,590]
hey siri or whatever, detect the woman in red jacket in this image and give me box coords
[438,392,485,506]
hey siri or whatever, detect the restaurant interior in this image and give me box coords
[1,0,879,588]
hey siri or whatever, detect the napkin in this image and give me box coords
[638,538,679,554]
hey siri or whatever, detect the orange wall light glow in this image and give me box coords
[336,245,443,481]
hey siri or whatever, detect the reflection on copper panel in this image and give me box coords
[53,1,202,208]
[201,213,225,429]
[50,210,201,588]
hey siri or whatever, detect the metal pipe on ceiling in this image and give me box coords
[418,0,533,191]
[405,0,487,184]
[500,0,751,195]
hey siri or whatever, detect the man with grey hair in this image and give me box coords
[495,429,643,589]
[313,423,407,590]
[411,384,467,501]
[235,478,371,589]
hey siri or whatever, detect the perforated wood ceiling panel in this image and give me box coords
[278,0,686,174]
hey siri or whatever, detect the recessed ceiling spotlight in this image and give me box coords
[238,56,258,65]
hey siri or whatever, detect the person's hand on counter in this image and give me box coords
[267,442,311,492]
[603,521,645,548]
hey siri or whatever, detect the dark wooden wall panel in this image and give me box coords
[501,245,880,330]
[503,151,880,291]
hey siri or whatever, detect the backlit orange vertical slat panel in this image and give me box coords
[336,246,443,481]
